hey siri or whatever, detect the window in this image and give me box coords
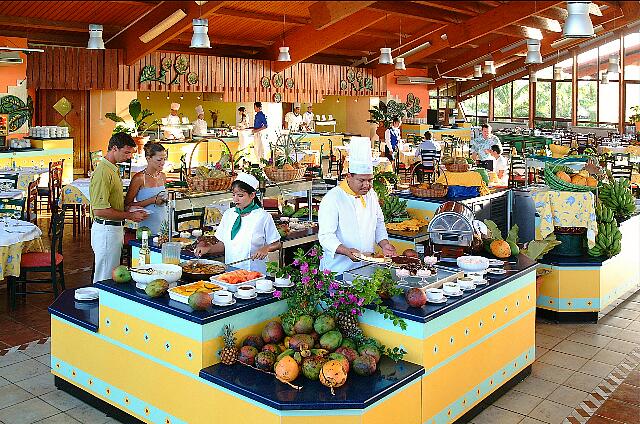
[535,82,551,118]
[477,92,489,117]
[577,81,597,122]
[599,81,619,124]
[493,83,511,118]
[556,81,572,119]
[577,51,597,80]
[599,39,620,82]
[625,83,640,122]
[513,80,529,118]
[624,32,640,80]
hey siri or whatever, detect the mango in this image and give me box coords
[313,314,335,335]
[319,330,343,351]
[145,279,169,298]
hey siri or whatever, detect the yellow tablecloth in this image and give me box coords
[62,184,88,205]
[399,150,420,167]
[0,238,44,280]
[435,171,490,195]
[532,190,597,248]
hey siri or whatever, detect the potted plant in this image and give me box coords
[630,105,640,133]
[368,100,407,143]
[105,99,158,153]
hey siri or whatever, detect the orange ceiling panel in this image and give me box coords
[222,1,314,18]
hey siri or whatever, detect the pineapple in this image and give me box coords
[218,324,239,365]
[158,220,169,245]
[335,312,363,340]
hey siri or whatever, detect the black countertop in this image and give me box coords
[48,288,99,332]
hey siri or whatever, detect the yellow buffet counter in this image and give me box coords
[0,138,74,184]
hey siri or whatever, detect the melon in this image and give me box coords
[555,171,571,183]
[490,240,512,259]
[586,177,598,187]
[571,174,588,186]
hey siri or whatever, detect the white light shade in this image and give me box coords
[474,64,482,78]
[524,39,542,64]
[190,19,211,48]
[483,60,496,75]
[530,71,537,83]
[554,66,563,80]
[563,2,594,38]
[607,55,620,74]
[394,57,406,70]
[379,47,393,65]
[601,72,609,84]
[87,24,105,50]
[277,46,291,62]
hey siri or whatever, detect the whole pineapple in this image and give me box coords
[335,312,363,340]
[218,324,239,365]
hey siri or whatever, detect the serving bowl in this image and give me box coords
[456,256,490,273]
[131,264,183,286]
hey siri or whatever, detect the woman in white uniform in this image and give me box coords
[194,172,280,273]
[192,105,208,136]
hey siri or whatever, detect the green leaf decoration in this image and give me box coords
[139,65,157,83]
[483,219,503,240]
[104,112,125,123]
[505,224,519,245]
[0,95,31,132]
[161,57,172,71]
[128,99,142,122]
[522,234,561,261]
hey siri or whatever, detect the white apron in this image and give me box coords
[192,119,208,136]
[237,129,255,159]
[163,115,183,139]
[254,130,265,162]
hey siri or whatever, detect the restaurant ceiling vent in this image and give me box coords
[139,9,187,43]
[395,76,434,85]
[0,51,23,65]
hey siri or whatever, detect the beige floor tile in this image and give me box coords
[591,349,628,366]
[620,301,640,312]
[513,376,560,398]
[0,352,31,369]
[563,371,604,392]
[552,340,601,359]
[39,390,84,412]
[21,341,51,359]
[580,324,623,338]
[34,354,51,367]
[0,384,34,410]
[627,321,640,332]
[599,315,633,329]
[536,346,549,359]
[0,397,59,424]
[64,404,110,424]
[469,406,524,424]
[605,338,638,354]
[566,331,616,348]
[518,418,547,424]
[538,350,589,371]
[531,362,574,384]
[14,372,56,397]
[546,385,590,408]
[610,308,640,321]
[493,389,544,415]
[528,399,575,424]
[536,324,576,339]
[536,333,564,349]
[33,414,81,424]
[0,359,50,383]
[611,329,640,344]
[578,360,616,378]
[0,377,10,389]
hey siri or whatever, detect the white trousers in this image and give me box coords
[254,131,265,162]
[91,222,124,284]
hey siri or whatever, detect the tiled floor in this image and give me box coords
[0,217,639,423]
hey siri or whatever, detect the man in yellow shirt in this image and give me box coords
[90,133,146,283]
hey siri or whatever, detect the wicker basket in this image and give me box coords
[445,163,470,172]
[186,138,235,193]
[544,157,596,192]
[410,185,448,198]
[264,165,307,182]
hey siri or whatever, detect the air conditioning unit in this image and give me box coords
[0,51,23,65]
[396,76,435,85]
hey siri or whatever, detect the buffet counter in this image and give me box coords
[48,254,536,424]
[0,138,73,184]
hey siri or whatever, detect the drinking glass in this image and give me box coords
[161,242,182,264]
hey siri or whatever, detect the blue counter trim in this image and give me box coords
[48,288,99,332]
[52,355,187,424]
[537,295,599,312]
[431,347,535,424]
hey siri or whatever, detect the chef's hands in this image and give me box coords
[379,240,397,258]
[194,240,212,258]
[252,246,271,260]
[336,245,361,261]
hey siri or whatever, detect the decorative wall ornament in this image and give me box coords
[340,71,373,93]
[285,78,294,89]
[261,76,271,88]
[139,56,198,85]
[272,74,284,88]
[273,92,282,103]
[339,80,348,90]
[0,95,34,132]
[187,72,199,85]
[170,55,190,84]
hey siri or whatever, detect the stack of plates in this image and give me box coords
[75,287,99,301]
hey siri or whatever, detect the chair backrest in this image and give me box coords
[420,149,440,169]
[174,207,205,231]
[611,164,633,181]
[25,177,39,224]
[118,159,132,179]
[0,173,19,190]
[89,150,103,171]
[51,208,65,260]
[510,156,526,172]
[49,160,64,212]
[0,197,26,219]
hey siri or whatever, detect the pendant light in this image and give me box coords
[601,71,609,84]
[87,24,105,50]
[524,39,543,64]
[379,14,394,65]
[190,19,211,48]
[554,66,563,80]
[394,19,406,70]
[530,70,538,83]
[277,14,291,62]
[483,60,496,75]
[563,2,595,38]
[607,55,620,74]
[474,64,482,78]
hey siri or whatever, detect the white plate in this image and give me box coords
[273,281,294,288]
[212,298,236,307]
[487,268,507,275]
[474,279,489,286]
[234,292,258,300]
[427,297,448,304]
[210,273,263,293]
[444,290,464,297]
[488,259,505,266]
[256,288,275,294]
[460,285,476,291]
[75,287,99,301]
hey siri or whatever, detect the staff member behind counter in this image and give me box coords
[163,102,184,140]
[318,137,396,274]
[470,124,501,169]
[194,172,281,274]
[192,105,208,136]
[284,103,303,132]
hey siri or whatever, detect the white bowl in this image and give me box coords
[456,256,490,273]
[131,264,183,286]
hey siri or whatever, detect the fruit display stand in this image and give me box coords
[535,213,640,322]
[48,254,537,424]
[156,137,240,169]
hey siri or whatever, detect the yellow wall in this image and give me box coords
[138,92,237,129]
[311,95,378,136]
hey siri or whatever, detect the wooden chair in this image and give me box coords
[412,149,440,184]
[38,159,64,213]
[9,209,65,309]
[24,177,40,224]
[509,156,527,188]
[0,173,19,190]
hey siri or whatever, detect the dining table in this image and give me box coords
[0,218,43,280]
[0,166,49,191]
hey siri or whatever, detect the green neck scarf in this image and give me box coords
[231,201,261,240]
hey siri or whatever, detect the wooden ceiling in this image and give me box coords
[0,1,638,88]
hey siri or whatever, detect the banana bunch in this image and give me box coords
[589,219,622,258]
[599,171,636,221]
[380,195,410,223]
[595,202,615,224]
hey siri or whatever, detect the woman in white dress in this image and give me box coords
[194,172,280,273]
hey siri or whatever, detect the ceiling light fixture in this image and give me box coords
[601,71,609,84]
[563,2,595,38]
[483,60,496,75]
[524,39,543,64]
[474,64,482,78]
[379,14,393,65]
[607,55,620,74]
[190,19,211,48]
[87,24,105,50]
[554,66,563,80]
[530,70,538,83]
[277,14,291,61]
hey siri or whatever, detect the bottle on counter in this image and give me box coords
[138,231,151,267]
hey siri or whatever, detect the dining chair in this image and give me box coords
[9,209,65,309]
[38,159,64,213]
[509,156,527,188]
[24,177,40,224]
[412,149,440,184]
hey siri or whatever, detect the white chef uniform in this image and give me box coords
[303,107,315,131]
[214,173,280,274]
[284,104,303,132]
[192,105,208,136]
[318,137,388,274]
[163,103,184,139]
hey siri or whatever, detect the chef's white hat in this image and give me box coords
[293,103,301,108]
[348,136,373,175]
[195,105,204,115]
[170,102,180,111]
[234,172,259,190]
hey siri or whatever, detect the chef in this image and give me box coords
[318,137,396,274]
[237,106,254,160]
[302,104,315,132]
[163,102,184,140]
[252,102,268,161]
[284,103,303,132]
[192,105,208,136]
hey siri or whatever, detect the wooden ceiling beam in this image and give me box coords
[368,2,465,24]
[518,16,562,32]
[213,7,309,25]
[0,28,86,46]
[358,29,412,40]
[414,1,484,16]
[619,1,640,18]
[0,15,120,34]
[536,6,568,21]
[106,1,227,65]
[309,1,375,30]
[269,8,386,72]
[434,36,522,75]
[494,25,544,40]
